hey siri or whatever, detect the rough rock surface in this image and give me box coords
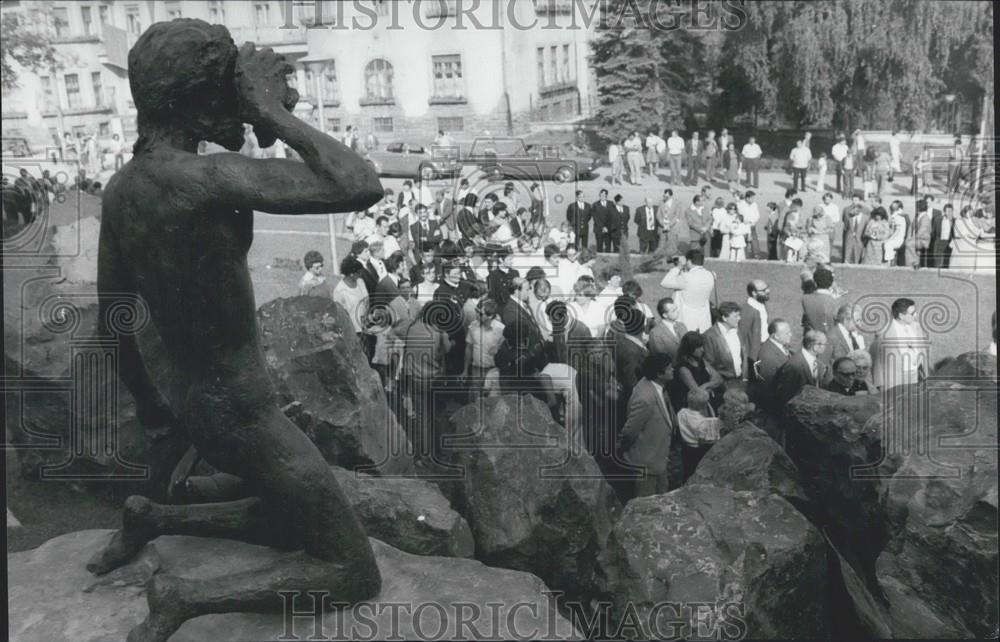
[932,349,997,382]
[786,380,998,638]
[598,485,828,639]
[784,387,885,570]
[686,424,810,512]
[8,530,579,641]
[448,394,620,598]
[873,381,998,638]
[332,467,474,558]
[258,296,415,476]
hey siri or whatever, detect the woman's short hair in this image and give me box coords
[687,388,711,410]
[303,250,324,269]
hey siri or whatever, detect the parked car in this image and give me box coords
[465,137,601,183]
[365,141,461,180]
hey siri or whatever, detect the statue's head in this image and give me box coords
[129,19,243,151]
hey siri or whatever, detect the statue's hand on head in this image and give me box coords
[235,43,298,148]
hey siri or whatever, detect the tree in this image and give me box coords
[714,0,993,131]
[591,0,710,143]
[1,6,57,91]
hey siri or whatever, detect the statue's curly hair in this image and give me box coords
[128,19,238,151]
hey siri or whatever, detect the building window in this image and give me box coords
[364,59,394,102]
[373,117,393,133]
[99,4,110,25]
[431,54,463,99]
[437,116,464,133]
[91,72,104,107]
[326,117,341,133]
[64,74,81,109]
[40,76,55,111]
[81,6,93,35]
[52,7,70,38]
[549,45,558,83]
[166,1,182,19]
[99,122,111,137]
[208,1,225,23]
[254,3,271,25]
[322,61,338,102]
[126,5,142,34]
[537,48,548,87]
[562,44,571,81]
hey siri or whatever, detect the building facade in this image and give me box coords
[2,0,600,150]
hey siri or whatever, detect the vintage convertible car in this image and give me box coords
[465,137,601,183]
[365,141,461,181]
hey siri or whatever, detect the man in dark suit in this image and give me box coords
[824,357,861,396]
[801,268,839,362]
[610,194,629,251]
[591,189,615,253]
[566,190,591,248]
[684,195,711,253]
[434,261,469,375]
[634,196,660,253]
[487,248,520,305]
[929,200,952,268]
[500,277,545,353]
[350,240,379,295]
[620,353,677,499]
[647,297,687,361]
[702,301,744,382]
[478,193,498,228]
[738,280,769,377]
[456,193,481,241]
[773,330,831,408]
[373,250,405,309]
[612,297,650,431]
[410,203,442,261]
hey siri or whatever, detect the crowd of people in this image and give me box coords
[300,181,994,501]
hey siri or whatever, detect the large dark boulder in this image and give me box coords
[598,485,828,640]
[257,296,415,476]
[932,349,997,382]
[873,381,998,638]
[448,394,620,599]
[687,424,810,512]
[785,380,999,638]
[331,467,474,558]
[785,388,885,571]
[8,530,580,641]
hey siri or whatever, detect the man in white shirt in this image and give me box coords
[718,128,730,153]
[820,192,840,255]
[741,136,762,188]
[830,134,849,196]
[884,201,908,265]
[871,298,926,390]
[737,191,761,259]
[645,131,662,177]
[659,248,715,332]
[350,211,377,242]
[789,139,812,192]
[666,130,685,186]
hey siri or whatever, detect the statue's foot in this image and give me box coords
[87,496,155,575]
[86,528,147,575]
[126,574,193,642]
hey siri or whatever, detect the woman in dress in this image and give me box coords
[861,207,891,265]
[609,140,624,185]
[669,331,725,413]
[781,205,805,263]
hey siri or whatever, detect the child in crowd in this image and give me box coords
[728,213,749,261]
[677,388,721,481]
[548,221,576,251]
[814,152,827,192]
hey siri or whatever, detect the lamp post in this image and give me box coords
[306,58,337,271]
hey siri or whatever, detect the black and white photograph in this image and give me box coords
[2,1,996,640]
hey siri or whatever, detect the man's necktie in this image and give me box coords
[850,333,860,350]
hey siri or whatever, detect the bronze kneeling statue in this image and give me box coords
[87,19,384,642]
